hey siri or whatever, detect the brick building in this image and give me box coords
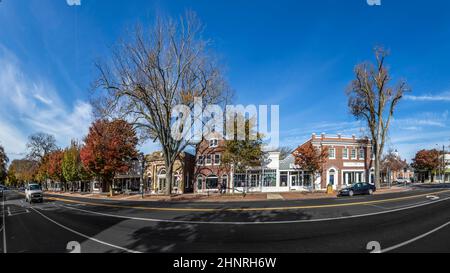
[194,135,232,193]
[145,151,195,194]
[298,133,375,190]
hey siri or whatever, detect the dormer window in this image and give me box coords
[209,139,218,148]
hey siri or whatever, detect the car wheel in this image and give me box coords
[368,189,374,195]
[349,190,354,197]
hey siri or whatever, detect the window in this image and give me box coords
[291,171,301,187]
[280,172,288,187]
[197,176,203,191]
[351,149,357,160]
[206,175,218,189]
[329,148,336,159]
[214,154,221,165]
[209,139,218,148]
[206,155,212,165]
[343,148,349,159]
[359,149,365,160]
[221,175,228,188]
[234,174,246,188]
[303,173,312,187]
[263,170,277,187]
[197,155,205,166]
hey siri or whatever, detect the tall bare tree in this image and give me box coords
[94,12,231,195]
[347,47,410,188]
[26,132,58,162]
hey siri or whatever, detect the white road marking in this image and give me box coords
[426,195,440,201]
[7,207,11,216]
[59,195,450,225]
[2,191,7,253]
[30,207,141,253]
[380,219,450,253]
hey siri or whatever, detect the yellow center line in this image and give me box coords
[44,189,450,212]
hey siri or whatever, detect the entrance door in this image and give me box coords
[250,174,259,188]
[291,175,298,186]
[328,169,336,189]
[159,178,167,193]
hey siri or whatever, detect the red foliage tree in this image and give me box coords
[293,142,329,190]
[412,149,441,182]
[80,119,138,196]
[47,150,65,187]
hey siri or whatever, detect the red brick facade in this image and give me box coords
[194,136,231,193]
[300,134,374,189]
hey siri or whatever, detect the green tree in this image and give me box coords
[6,168,18,187]
[222,116,263,174]
[62,141,91,189]
[62,141,81,183]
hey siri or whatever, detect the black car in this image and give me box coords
[338,182,376,197]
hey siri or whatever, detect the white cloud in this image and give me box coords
[0,45,93,160]
[404,92,450,102]
[66,0,81,6]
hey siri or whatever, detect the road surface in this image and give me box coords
[2,185,450,253]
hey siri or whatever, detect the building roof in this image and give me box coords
[279,154,296,170]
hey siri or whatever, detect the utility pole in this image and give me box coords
[139,153,145,199]
[442,145,445,184]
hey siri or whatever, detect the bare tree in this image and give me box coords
[94,12,232,195]
[347,47,410,188]
[277,146,294,160]
[26,132,58,162]
[0,144,9,182]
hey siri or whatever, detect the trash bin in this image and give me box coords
[326,184,334,194]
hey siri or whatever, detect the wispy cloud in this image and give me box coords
[0,45,93,160]
[393,111,449,129]
[404,92,450,102]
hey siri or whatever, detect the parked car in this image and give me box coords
[338,182,376,197]
[395,178,411,184]
[25,184,44,203]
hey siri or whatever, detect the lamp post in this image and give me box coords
[139,152,146,199]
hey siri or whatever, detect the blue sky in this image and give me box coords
[1,0,450,162]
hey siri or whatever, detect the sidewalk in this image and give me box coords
[45,186,411,203]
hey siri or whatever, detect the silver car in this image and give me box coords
[25,184,44,203]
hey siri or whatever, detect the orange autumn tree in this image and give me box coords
[80,119,138,197]
[293,142,329,190]
[47,150,65,190]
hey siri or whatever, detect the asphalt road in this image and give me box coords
[2,185,450,253]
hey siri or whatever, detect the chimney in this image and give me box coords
[338,133,342,139]
[321,133,325,140]
[312,133,316,140]
[352,134,356,140]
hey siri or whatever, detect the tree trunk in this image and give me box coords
[374,144,382,189]
[165,162,173,196]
